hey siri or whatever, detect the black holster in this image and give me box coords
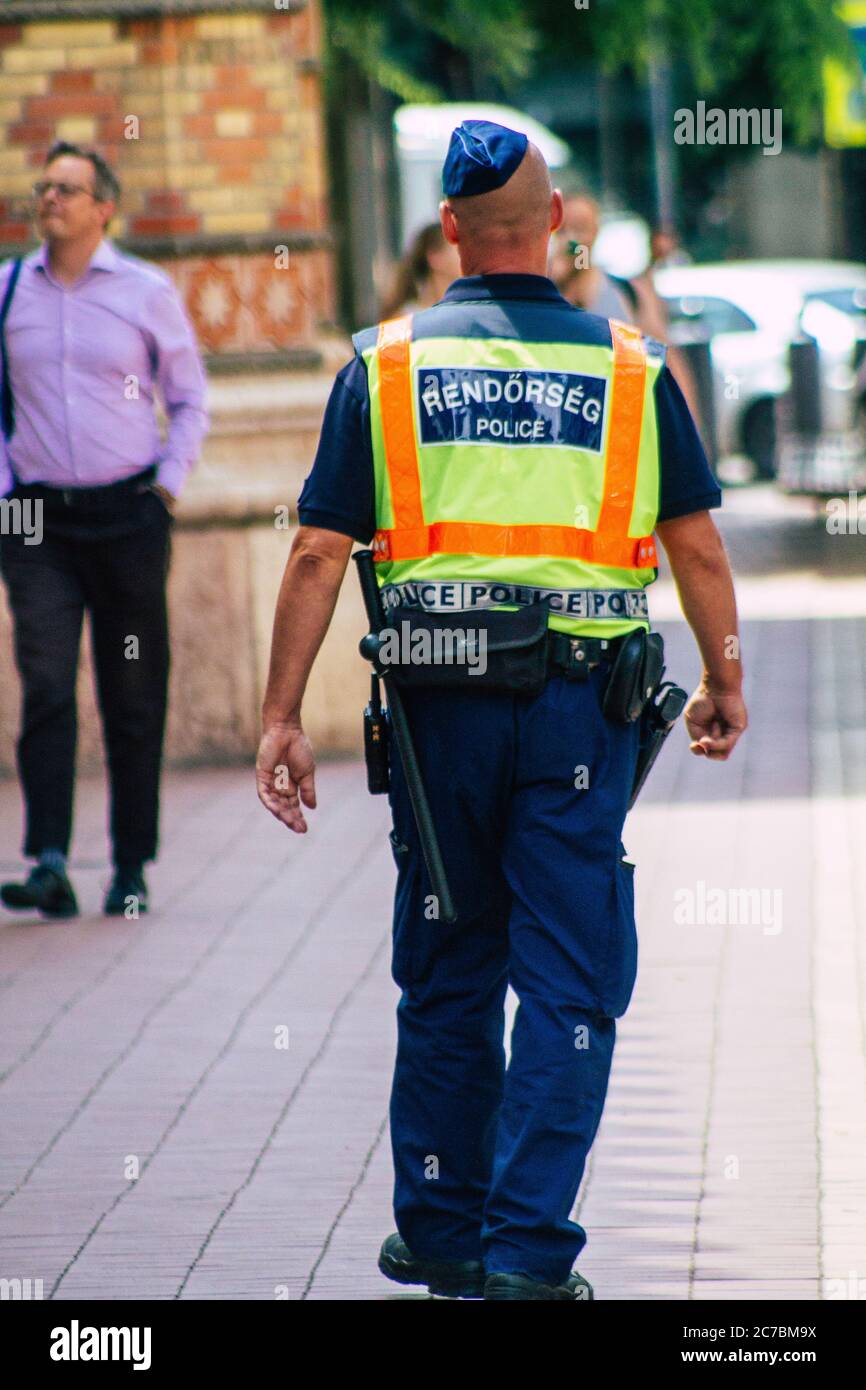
[601,629,665,725]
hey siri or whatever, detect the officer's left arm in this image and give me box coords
[257,525,354,833]
[654,368,747,760]
[656,510,747,761]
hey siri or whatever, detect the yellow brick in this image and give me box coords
[215,110,253,138]
[66,43,138,70]
[99,68,161,93]
[25,21,116,47]
[55,116,98,143]
[203,210,271,235]
[160,92,202,117]
[113,93,164,119]
[160,66,215,93]
[0,149,28,173]
[256,64,292,87]
[2,169,40,195]
[162,140,210,163]
[194,15,265,40]
[3,47,66,73]
[265,90,294,111]
[0,99,23,121]
[0,72,49,97]
[188,186,254,213]
[117,167,167,192]
[163,164,218,190]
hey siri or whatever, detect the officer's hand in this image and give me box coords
[256,722,317,833]
[684,685,747,761]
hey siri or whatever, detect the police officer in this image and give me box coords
[256,121,747,1300]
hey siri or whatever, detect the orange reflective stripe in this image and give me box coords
[596,319,647,542]
[377,315,424,533]
[373,522,656,569]
[372,314,657,569]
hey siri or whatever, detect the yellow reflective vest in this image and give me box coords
[357,313,665,640]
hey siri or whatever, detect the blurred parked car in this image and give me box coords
[655,261,866,480]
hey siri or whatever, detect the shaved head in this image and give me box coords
[440,142,563,278]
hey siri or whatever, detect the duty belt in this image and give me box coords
[546,630,627,678]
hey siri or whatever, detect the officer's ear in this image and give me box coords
[550,188,564,236]
[439,200,459,246]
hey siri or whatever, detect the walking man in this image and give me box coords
[0,142,208,918]
[256,121,746,1298]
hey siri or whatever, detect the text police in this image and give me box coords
[418,367,608,450]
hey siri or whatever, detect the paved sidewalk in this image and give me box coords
[1,491,865,1301]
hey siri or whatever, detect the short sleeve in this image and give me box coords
[297,355,376,544]
[654,365,722,523]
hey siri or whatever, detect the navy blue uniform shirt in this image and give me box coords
[298,273,721,543]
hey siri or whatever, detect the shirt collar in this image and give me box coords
[440,273,568,305]
[32,237,119,276]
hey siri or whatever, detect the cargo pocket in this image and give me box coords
[388,827,422,989]
[600,849,639,1018]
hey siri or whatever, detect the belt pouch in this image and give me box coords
[382,603,550,694]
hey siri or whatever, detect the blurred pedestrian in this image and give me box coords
[0,142,208,919]
[381,222,461,319]
[650,225,692,268]
[551,194,639,320]
[552,194,702,423]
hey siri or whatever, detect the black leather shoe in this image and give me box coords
[484,1269,594,1300]
[104,867,148,916]
[0,865,79,919]
[378,1233,485,1299]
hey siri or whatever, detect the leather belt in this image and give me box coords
[546,630,627,679]
[17,464,156,507]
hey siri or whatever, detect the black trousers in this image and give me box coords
[0,476,173,865]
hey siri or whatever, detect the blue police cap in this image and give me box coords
[442,119,529,198]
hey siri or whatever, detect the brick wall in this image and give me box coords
[0,3,334,362]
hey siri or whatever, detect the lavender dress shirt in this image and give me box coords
[0,238,208,498]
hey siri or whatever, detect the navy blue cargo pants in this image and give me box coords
[385,661,641,1285]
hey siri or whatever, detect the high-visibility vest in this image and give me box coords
[356,313,665,639]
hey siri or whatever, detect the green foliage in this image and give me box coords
[323,0,858,144]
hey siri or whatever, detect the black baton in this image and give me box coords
[353,549,457,924]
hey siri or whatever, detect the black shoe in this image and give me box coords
[484,1269,595,1300]
[378,1233,485,1299]
[104,866,148,917]
[0,865,79,919]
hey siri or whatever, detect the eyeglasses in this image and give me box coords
[32,180,98,201]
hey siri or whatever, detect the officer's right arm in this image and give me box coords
[656,510,747,761]
[256,356,375,831]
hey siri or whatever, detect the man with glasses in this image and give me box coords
[0,142,208,919]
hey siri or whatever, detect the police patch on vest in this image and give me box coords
[417,367,608,450]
